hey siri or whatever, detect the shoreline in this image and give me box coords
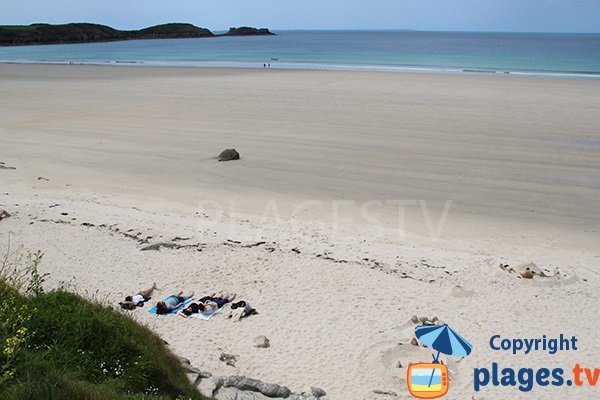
[2,59,600,79]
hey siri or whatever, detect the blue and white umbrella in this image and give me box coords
[415,324,472,359]
[414,324,473,387]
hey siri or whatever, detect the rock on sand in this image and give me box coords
[218,148,240,161]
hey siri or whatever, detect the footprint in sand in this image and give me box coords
[447,285,475,298]
[357,317,468,397]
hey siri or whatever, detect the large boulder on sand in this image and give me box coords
[253,335,270,348]
[218,148,240,161]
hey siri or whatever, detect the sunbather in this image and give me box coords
[156,291,194,314]
[179,292,236,317]
[119,283,158,310]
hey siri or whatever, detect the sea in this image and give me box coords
[1,30,599,77]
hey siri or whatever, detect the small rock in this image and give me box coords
[181,364,201,374]
[140,242,177,251]
[396,361,403,368]
[218,148,240,161]
[186,372,200,386]
[410,315,419,323]
[410,337,419,346]
[419,316,429,324]
[289,395,316,400]
[220,353,237,362]
[253,335,270,348]
[198,376,219,397]
[219,352,238,367]
[311,386,327,397]
[191,370,212,386]
[0,209,11,221]
[199,370,213,379]
[258,381,291,397]
[213,376,225,390]
[373,389,398,396]
[177,356,190,365]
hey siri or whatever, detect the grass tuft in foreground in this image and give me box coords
[0,247,207,400]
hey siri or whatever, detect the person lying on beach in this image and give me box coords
[156,291,194,314]
[119,283,158,310]
[227,300,259,322]
[179,292,236,317]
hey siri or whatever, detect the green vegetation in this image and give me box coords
[222,27,274,36]
[138,23,213,38]
[0,23,273,46]
[0,23,125,45]
[0,247,207,400]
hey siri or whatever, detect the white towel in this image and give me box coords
[189,306,225,320]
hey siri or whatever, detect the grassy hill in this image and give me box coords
[0,23,274,46]
[137,23,213,38]
[0,23,214,46]
[0,278,208,400]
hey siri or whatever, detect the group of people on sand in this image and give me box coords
[119,284,256,320]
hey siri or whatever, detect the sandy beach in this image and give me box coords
[1,64,599,399]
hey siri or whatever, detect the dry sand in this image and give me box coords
[1,64,599,399]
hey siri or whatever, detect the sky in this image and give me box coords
[1,0,599,33]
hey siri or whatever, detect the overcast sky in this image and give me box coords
[1,0,599,33]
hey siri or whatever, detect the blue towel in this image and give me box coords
[148,296,194,315]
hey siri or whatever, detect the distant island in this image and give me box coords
[0,23,275,46]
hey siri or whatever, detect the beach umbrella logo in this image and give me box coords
[406,324,473,399]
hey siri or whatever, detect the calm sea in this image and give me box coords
[1,30,599,77]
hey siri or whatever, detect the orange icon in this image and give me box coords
[406,362,449,399]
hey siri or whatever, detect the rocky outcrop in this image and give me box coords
[218,375,292,397]
[221,27,275,36]
[177,356,328,400]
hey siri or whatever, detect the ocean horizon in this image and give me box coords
[1,30,599,77]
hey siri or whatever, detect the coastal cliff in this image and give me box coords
[0,23,273,46]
